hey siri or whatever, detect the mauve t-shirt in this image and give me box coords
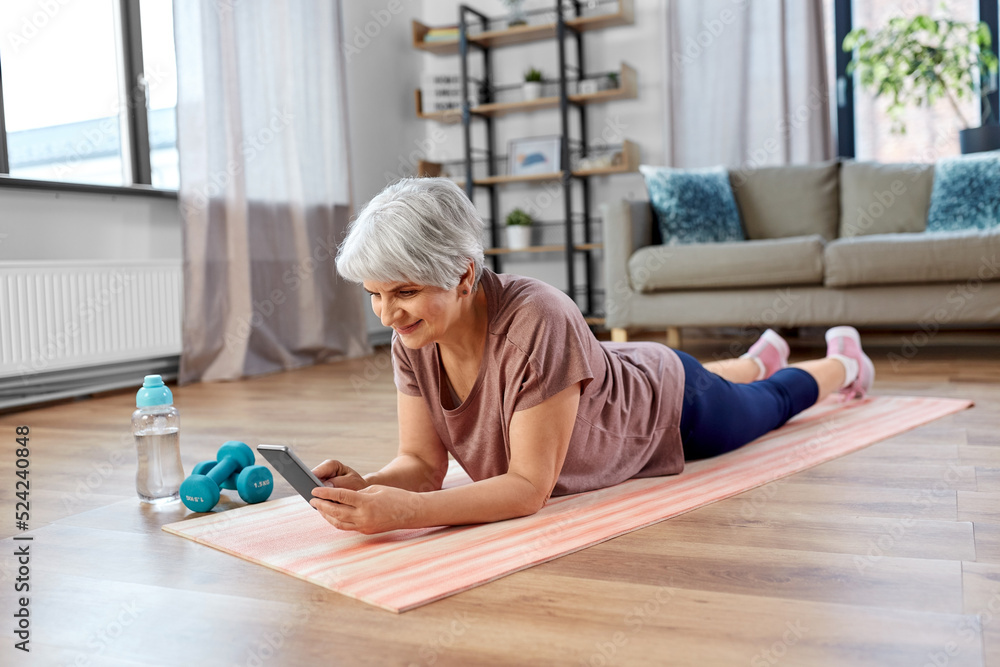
[391,268,686,496]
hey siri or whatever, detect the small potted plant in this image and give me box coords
[523,67,543,101]
[505,208,533,250]
[578,78,599,95]
[603,71,619,91]
[504,0,528,28]
[843,15,1000,153]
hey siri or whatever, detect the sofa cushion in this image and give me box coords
[839,161,933,237]
[729,160,840,241]
[629,235,826,292]
[824,228,1000,287]
[926,151,1000,232]
[638,165,745,245]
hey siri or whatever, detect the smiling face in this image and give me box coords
[363,280,461,349]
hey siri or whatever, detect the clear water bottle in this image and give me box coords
[132,375,184,504]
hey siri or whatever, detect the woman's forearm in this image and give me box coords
[364,453,444,492]
[415,472,546,527]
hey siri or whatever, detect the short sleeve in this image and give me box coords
[391,336,422,396]
[510,297,595,412]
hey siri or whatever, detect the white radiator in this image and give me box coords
[0,260,182,408]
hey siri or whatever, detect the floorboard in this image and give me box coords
[1,330,998,665]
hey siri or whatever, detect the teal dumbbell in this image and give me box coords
[191,459,238,490]
[181,441,273,512]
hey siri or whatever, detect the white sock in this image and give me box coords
[829,354,859,388]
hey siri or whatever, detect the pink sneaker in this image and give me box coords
[741,329,790,380]
[825,326,875,399]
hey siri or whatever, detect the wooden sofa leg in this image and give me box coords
[611,328,629,343]
[666,327,682,349]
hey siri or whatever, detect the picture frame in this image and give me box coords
[508,135,562,176]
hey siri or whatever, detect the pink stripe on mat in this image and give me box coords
[162,394,972,612]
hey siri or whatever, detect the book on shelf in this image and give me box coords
[420,73,475,113]
[422,27,459,41]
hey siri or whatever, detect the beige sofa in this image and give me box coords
[601,160,1000,345]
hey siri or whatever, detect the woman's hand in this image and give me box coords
[311,459,369,491]
[310,485,422,534]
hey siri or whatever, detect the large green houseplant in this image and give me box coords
[843,14,999,153]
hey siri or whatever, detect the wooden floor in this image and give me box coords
[1,330,999,666]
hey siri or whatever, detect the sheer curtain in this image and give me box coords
[662,0,834,168]
[173,0,369,383]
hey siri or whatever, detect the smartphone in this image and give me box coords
[257,444,323,508]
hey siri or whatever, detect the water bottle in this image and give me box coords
[132,375,184,504]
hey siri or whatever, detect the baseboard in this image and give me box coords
[0,355,179,412]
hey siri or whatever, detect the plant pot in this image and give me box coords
[506,226,531,250]
[523,82,542,102]
[506,0,527,27]
[959,125,1000,154]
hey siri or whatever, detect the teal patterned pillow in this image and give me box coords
[639,165,745,245]
[926,151,1000,232]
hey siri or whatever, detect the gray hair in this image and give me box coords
[336,178,485,290]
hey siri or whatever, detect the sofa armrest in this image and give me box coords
[601,199,654,327]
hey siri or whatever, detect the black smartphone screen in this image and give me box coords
[257,444,323,508]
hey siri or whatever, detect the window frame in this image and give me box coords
[0,0,177,198]
[983,0,1000,125]
[834,0,1000,159]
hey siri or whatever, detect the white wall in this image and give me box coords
[341,0,427,338]
[0,187,182,261]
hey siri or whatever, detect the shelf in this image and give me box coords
[571,139,640,176]
[477,64,638,118]
[414,64,637,123]
[414,90,463,123]
[485,243,604,256]
[475,172,565,185]
[411,0,634,54]
[411,22,461,55]
[489,139,639,182]
[429,139,640,185]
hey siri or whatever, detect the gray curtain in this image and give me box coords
[663,0,834,168]
[174,0,369,383]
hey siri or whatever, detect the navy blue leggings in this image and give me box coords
[676,350,819,460]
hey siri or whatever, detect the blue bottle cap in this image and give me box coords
[136,374,173,407]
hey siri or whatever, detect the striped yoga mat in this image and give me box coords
[162,395,971,612]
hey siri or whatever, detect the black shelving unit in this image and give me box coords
[459,2,597,315]
[413,0,637,321]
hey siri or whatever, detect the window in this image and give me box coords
[832,0,1000,161]
[854,0,980,162]
[140,0,178,190]
[0,0,178,190]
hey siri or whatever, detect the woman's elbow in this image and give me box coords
[515,485,550,517]
[413,458,448,493]
[498,472,551,518]
[527,495,548,516]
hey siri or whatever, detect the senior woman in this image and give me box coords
[310,178,874,534]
